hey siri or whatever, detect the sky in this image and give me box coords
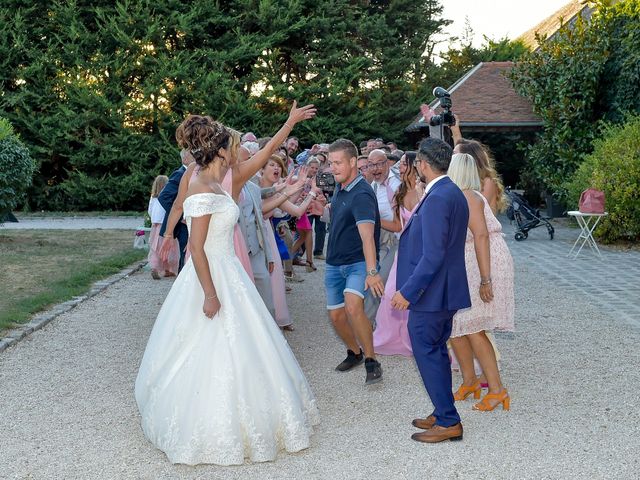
[435,0,572,55]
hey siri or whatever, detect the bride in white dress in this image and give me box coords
[135,112,319,466]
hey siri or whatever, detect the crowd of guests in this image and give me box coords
[145,110,515,415]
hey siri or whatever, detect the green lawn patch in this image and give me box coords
[0,229,147,332]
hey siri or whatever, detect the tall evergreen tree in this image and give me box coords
[0,0,450,210]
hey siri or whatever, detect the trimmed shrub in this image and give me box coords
[0,117,36,219]
[566,114,640,243]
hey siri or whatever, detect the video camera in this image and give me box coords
[316,171,336,197]
[429,87,456,127]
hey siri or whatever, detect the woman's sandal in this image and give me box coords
[305,260,317,272]
[453,381,482,401]
[473,389,510,411]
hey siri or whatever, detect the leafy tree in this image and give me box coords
[510,0,640,201]
[0,0,451,211]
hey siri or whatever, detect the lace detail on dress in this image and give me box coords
[453,192,515,337]
[183,193,238,258]
[183,192,234,218]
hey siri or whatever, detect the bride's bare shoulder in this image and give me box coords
[186,177,215,197]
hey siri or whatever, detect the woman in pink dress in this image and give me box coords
[260,155,321,330]
[373,152,423,356]
[447,153,514,412]
[220,160,254,279]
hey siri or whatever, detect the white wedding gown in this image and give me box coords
[135,192,319,466]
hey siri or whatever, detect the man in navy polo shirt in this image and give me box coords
[325,138,384,385]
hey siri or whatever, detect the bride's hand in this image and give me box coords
[203,297,221,319]
[287,100,317,126]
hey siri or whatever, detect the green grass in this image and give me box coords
[0,230,147,332]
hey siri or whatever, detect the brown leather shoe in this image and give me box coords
[412,415,436,429]
[411,423,463,443]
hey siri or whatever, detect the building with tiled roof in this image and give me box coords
[405,61,542,135]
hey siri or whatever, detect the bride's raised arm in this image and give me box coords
[233,100,316,194]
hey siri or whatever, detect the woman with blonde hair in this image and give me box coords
[447,153,515,412]
[454,139,507,214]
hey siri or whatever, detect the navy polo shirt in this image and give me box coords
[326,175,381,266]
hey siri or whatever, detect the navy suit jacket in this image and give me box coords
[396,176,471,312]
[158,166,188,242]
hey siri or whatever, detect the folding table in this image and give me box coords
[567,211,608,258]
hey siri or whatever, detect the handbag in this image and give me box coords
[578,189,605,214]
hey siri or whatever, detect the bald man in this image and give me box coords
[364,149,402,326]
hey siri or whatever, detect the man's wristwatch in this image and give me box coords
[367,268,378,276]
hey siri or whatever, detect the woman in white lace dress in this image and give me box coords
[135,109,319,466]
[447,153,514,412]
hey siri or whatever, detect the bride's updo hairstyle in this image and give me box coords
[181,114,231,168]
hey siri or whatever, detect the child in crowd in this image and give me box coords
[147,175,179,279]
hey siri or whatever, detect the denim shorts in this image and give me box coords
[324,261,367,310]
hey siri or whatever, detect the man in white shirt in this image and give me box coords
[365,149,402,325]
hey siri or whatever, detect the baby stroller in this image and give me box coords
[505,188,555,241]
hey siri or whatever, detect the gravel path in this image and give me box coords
[1,228,639,479]
[0,217,143,230]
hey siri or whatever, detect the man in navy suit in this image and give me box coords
[159,151,193,272]
[391,137,471,443]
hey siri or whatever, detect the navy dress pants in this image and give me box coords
[408,309,460,427]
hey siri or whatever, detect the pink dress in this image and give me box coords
[148,224,179,275]
[451,193,515,337]
[263,217,292,327]
[373,206,414,356]
[147,197,179,275]
[296,213,312,230]
[221,168,254,281]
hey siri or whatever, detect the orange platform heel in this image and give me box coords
[473,389,510,411]
[453,381,482,401]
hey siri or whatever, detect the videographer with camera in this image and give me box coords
[420,90,506,215]
[420,87,457,146]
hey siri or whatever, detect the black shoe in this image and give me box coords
[335,349,364,372]
[364,358,383,385]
